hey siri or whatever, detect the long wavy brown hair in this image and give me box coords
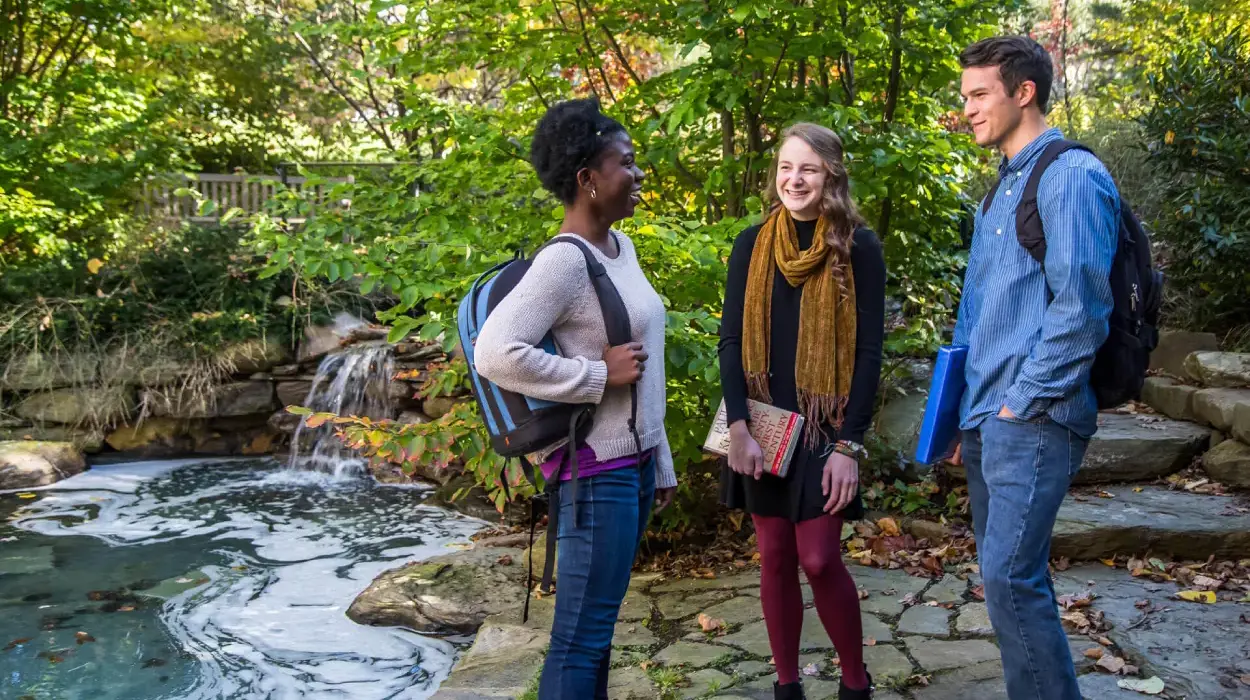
[764,123,865,284]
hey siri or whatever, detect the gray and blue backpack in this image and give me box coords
[456,233,642,615]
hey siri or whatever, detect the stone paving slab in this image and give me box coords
[903,637,1000,673]
[921,574,967,604]
[954,601,993,636]
[651,572,762,593]
[897,604,952,637]
[863,643,916,681]
[657,589,737,620]
[653,641,739,669]
[681,668,734,698]
[693,595,764,628]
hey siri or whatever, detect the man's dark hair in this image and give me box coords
[960,36,1054,113]
[530,99,627,204]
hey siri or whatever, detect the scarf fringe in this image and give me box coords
[799,390,849,450]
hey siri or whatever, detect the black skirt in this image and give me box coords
[719,435,865,523]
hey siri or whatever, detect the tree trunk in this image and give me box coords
[878,6,905,238]
[722,109,739,219]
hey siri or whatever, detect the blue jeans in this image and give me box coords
[962,417,1088,700]
[538,457,656,700]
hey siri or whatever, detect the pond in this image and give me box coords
[0,457,483,699]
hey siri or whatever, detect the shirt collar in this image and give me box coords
[998,127,1063,176]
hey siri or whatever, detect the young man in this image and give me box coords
[952,36,1118,700]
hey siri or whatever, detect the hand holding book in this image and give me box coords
[728,421,766,480]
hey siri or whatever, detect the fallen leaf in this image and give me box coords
[1175,590,1216,604]
[970,585,986,601]
[1134,599,1150,609]
[16,493,36,500]
[3,637,32,651]
[1083,647,1105,660]
[1240,674,1250,686]
[802,662,820,676]
[1097,636,1114,647]
[864,637,877,646]
[496,555,513,566]
[1118,676,1165,694]
[1192,575,1222,590]
[1097,655,1126,674]
[696,613,724,633]
[75,631,96,644]
[857,588,869,600]
[1133,487,1144,493]
[639,660,655,671]
[1100,558,1117,568]
[876,517,901,537]
[118,605,135,612]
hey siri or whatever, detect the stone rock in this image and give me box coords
[903,518,952,544]
[396,342,445,363]
[1139,376,1199,421]
[397,410,430,426]
[654,641,736,669]
[898,604,952,637]
[346,547,527,635]
[612,619,659,648]
[0,425,105,453]
[1185,351,1250,388]
[1,352,97,391]
[105,417,205,454]
[1072,413,1210,484]
[216,339,290,374]
[1236,402,1250,445]
[923,574,968,604]
[657,590,736,620]
[0,441,87,489]
[681,669,735,699]
[651,572,763,593]
[15,387,135,426]
[605,666,656,699]
[693,596,763,628]
[1051,485,1250,560]
[1076,673,1154,700]
[873,389,929,457]
[730,660,772,678]
[849,561,929,616]
[433,623,547,698]
[1192,387,1250,431]
[911,660,1007,700]
[903,637,1001,673]
[144,381,275,419]
[268,410,301,434]
[423,396,467,419]
[955,602,994,636]
[725,609,888,657]
[522,530,557,583]
[617,589,651,622]
[1203,439,1250,487]
[1150,330,1219,378]
[863,644,915,682]
[388,380,420,405]
[297,313,367,364]
[1056,565,1250,700]
[102,352,186,387]
[275,380,314,408]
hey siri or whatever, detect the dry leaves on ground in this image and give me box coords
[696,613,725,634]
[845,519,976,576]
[1118,676,1166,695]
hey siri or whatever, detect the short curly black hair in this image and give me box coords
[530,99,627,204]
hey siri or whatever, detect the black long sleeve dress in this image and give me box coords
[718,219,886,523]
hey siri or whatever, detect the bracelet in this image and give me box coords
[833,440,867,461]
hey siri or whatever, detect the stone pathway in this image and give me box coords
[429,559,1249,699]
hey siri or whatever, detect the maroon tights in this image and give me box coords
[753,513,869,690]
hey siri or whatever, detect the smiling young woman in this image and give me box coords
[473,98,676,700]
[718,123,886,700]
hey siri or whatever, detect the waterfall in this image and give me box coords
[286,343,395,478]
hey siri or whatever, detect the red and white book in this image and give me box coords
[703,398,805,478]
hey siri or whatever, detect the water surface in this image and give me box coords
[0,458,482,699]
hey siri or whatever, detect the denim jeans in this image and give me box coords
[962,416,1088,700]
[538,456,656,700]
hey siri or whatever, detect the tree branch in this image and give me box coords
[571,0,615,102]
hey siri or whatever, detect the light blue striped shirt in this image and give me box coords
[953,128,1119,438]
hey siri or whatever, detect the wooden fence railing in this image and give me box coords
[140,173,353,224]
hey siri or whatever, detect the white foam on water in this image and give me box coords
[8,458,487,699]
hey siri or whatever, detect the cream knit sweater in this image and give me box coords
[474,232,676,489]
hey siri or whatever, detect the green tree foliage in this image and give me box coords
[248,0,1011,517]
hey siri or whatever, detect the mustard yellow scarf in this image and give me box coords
[742,207,856,443]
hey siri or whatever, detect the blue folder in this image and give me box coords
[914,345,969,465]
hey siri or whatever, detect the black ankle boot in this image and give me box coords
[774,680,806,700]
[838,669,874,700]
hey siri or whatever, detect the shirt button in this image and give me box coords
[996,228,1003,235]
[1005,190,1012,196]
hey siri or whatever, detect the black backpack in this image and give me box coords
[983,140,1164,409]
[456,233,642,619]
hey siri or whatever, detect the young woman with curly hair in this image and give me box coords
[474,98,676,699]
[719,123,885,700]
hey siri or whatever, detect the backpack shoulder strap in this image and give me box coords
[542,234,633,347]
[1016,139,1094,264]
